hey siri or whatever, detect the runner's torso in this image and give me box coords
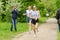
[32,10,39,19]
[26,10,33,17]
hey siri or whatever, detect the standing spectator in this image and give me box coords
[10,6,18,31]
[23,6,33,33]
[56,8,60,32]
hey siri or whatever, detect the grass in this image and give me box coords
[0,22,28,40]
[57,32,60,40]
[0,17,47,40]
[39,17,47,23]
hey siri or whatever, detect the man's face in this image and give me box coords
[13,6,17,10]
[33,6,36,10]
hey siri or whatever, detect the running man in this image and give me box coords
[10,6,18,31]
[23,6,33,33]
[30,6,40,36]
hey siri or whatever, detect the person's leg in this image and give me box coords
[33,24,37,37]
[32,24,36,34]
[28,20,31,33]
[35,23,39,32]
[35,19,39,32]
[10,24,13,31]
[14,19,17,31]
[10,19,13,31]
[32,19,36,34]
[34,25,36,34]
[31,19,37,37]
[58,24,60,32]
[27,17,31,33]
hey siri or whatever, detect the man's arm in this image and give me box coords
[16,10,19,14]
[23,13,26,15]
[38,10,40,19]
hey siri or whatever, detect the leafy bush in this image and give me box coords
[0,0,58,22]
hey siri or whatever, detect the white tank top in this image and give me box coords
[26,10,33,17]
[32,11,39,18]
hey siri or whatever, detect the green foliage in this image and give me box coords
[39,17,47,23]
[0,0,59,22]
[56,0,60,9]
[0,22,28,40]
[42,0,57,17]
[57,32,60,40]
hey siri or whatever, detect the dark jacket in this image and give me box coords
[11,9,18,19]
[56,8,60,24]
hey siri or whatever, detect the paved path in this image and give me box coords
[12,18,58,40]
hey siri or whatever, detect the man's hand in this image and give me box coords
[23,13,26,15]
[35,17,37,20]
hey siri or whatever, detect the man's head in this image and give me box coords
[27,6,31,10]
[33,5,37,10]
[13,6,17,10]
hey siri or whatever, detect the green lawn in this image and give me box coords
[39,17,47,23]
[0,22,28,40]
[0,17,47,40]
[57,32,60,40]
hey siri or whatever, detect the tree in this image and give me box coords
[56,0,60,9]
[0,0,4,21]
[0,0,58,22]
[41,0,57,17]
